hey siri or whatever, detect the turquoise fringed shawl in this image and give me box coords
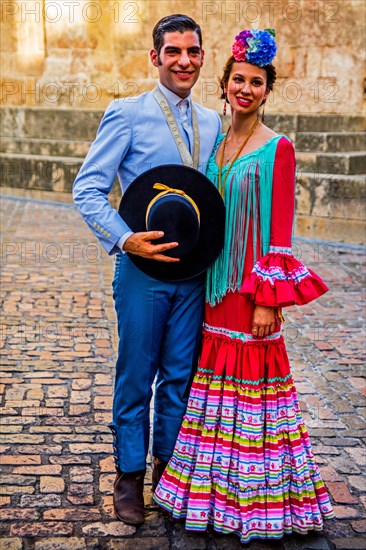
[205,134,288,306]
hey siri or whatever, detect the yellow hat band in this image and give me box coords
[145,183,200,230]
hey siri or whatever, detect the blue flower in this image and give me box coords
[246,30,277,67]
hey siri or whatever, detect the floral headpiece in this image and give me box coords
[232,28,277,67]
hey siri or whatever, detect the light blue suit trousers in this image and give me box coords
[111,253,204,471]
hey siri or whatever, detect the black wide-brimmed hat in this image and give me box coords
[119,165,225,281]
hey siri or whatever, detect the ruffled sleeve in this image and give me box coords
[241,245,329,307]
[240,137,329,307]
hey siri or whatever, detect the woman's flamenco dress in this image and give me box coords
[154,136,334,543]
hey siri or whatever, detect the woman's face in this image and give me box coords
[225,61,270,115]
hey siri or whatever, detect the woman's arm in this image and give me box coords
[251,138,294,337]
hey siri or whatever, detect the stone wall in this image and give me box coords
[1,2,365,245]
[1,0,365,114]
[1,107,365,244]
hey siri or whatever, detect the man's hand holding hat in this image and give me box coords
[123,231,180,263]
[119,164,225,281]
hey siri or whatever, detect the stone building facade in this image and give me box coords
[0,1,365,244]
[1,0,365,114]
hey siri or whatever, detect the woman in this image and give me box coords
[154,29,334,544]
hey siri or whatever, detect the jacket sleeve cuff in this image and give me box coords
[117,231,134,253]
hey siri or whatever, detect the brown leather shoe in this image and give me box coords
[152,457,168,492]
[113,469,145,525]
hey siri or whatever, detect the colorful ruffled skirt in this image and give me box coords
[153,290,334,544]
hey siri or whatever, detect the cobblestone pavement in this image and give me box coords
[0,194,365,550]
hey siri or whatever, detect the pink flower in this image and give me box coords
[232,40,246,61]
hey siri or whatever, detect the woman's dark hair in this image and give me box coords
[152,14,202,56]
[219,55,277,101]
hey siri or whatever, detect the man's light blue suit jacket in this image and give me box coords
[73,88,221,255]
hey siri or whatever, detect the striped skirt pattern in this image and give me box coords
[154,326,334,544]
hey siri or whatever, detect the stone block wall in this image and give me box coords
[0,0,365,114]
[1,107,365,244]
[1,2,365,245]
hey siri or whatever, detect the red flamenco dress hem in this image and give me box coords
[154,322,334,544]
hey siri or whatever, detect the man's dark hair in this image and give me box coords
[152,14,202,56]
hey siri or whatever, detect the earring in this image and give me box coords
[223,94,228,116]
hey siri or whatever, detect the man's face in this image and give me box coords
[150,31,204,98]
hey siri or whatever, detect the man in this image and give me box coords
[73,14,221,525]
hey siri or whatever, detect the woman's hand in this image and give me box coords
[252,305,276,338]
